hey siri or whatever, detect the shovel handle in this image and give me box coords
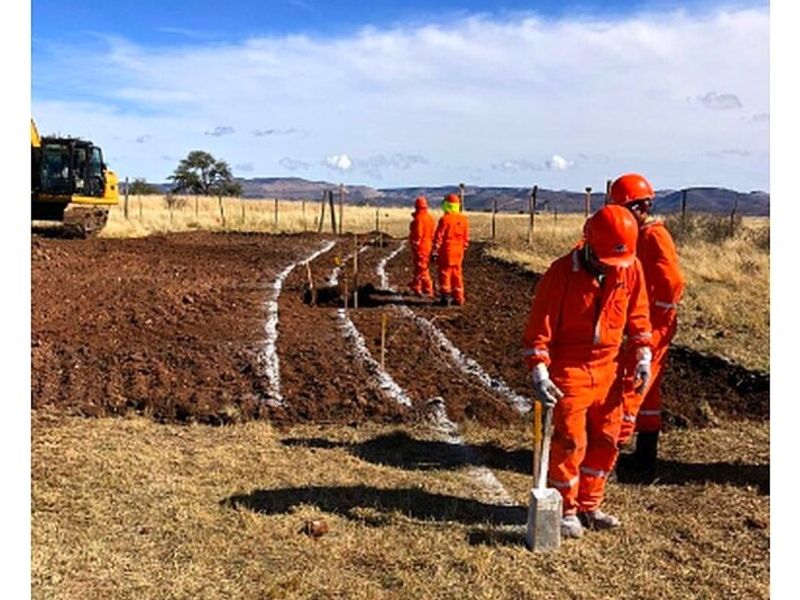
[537,405,554,491]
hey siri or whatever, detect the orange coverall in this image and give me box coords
[617,220,685,442]
[432,212,470,305]
[522,246,652,514]
[408,207,437,296]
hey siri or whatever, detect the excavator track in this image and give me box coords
[61,206,109,239]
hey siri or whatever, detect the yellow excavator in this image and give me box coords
[31,118,119,237]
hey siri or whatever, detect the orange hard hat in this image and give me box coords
[583,205,638,267]
[609,173,655,206]
[415,196,428,210]
[445,192,460,204]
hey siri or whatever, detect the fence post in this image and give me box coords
[730,198,739,237]
[241,197,246,224]
[528,185,537,246]
[338,184,344,236]
[681,189,688,230]
[124,177,129,219]
[584,187,592,218]
[459,182,465,211]
[318,190,326,233]
[375,209,380,233]
[218,195,226,227]
[302,199,307,232]
[605,179,612,205]
[329,190,337,234]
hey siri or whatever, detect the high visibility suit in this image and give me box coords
[617,219,685,442]
[408,200,436,297]
[522,245,652,515]
[432,198,469,305]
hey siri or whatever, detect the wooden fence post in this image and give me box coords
[375,209,380,233]
[459,182,465,211]
[241,198,246,224]
[273,197,279,228]
[338,184,344,236]
[730,198,739,237]
[605,179,612,205]
[329,190,337,234]
[584,186,592,218]
[218,195,226,227]
[318,190,326,233]
[527,185,537,246]
[124,177,129,219]
[681,189,688,230]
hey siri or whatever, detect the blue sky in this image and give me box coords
[31,0,770,190]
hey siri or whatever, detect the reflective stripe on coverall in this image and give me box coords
[408,209,436,296]
[617,220,685,442]
[522,246,652,514]
[432,211,470,304]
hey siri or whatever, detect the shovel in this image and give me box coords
[525,401,562,551]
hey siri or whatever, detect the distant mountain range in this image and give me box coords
[152,177,770,216]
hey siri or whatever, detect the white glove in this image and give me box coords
[531,363,564,407]
[634,347,652,395]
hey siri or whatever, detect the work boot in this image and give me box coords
[632,431,659,483]
[439,293,453,307]
[578,509,621,531]
[560,514,584,539]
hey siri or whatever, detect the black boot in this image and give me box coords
[439,293,453,307]
[617,431,659,484]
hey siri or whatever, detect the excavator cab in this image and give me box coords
[31,119,119,237]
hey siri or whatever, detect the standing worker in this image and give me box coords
[431,192,469,306]
[609,174,685,482]
[407,196,436,297]
[522,205,652,539]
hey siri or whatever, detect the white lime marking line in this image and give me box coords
[263,240,336,407]
[377,242,532,414]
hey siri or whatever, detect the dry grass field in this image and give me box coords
[32,410,768,600]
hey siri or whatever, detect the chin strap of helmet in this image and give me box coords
[581,245,606,283]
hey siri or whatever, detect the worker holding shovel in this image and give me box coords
[522,205,652,539]
[609,173,685,482]
[407,196,436,298]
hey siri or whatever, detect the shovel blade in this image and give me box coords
[525,488,562,552]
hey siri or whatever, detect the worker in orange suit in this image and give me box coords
[609,173,685,482]
[431,192,469,306]
[522,205,652,539]
[407,196,436,297]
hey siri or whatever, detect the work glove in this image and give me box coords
[531,363,564,408]
[634,347,652,395]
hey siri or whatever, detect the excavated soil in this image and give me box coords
[31,232,768,428]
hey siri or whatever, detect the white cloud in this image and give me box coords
[32,6,769,190]
[546,155,572,171]
[325,154,352,171]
